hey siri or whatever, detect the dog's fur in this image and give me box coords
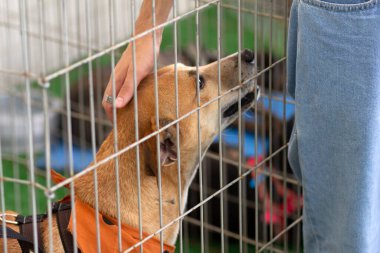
[1,50,258,252]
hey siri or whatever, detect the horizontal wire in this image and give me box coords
[0,20,102,53]
[261,93,295,105]
[123,144,287,252]
[258,216,303,252]
[0,67,39,80]
[1,154,52,179]
[42,0,220,83]
[205,152,299,186]
[189,182,300,221]
[0,177,46,191]
[200,1,288,21]
[184,216,285,253]
[201,0,289,20]
[3,88,112,128]
[243,57,286,86]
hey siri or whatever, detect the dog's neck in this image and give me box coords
[74,107,198,245]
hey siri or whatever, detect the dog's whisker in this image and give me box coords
[157,199,176,205]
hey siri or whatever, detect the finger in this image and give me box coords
[102,62,130,121]
[115,67,135,108]
[102,97,114,121]
[103,67,127,101]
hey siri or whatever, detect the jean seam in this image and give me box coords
[302,0,378,12]
[304,205,322,252]
[298,154,321,252]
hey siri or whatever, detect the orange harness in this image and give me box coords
[52,171,175,253]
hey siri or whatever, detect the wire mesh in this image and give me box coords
[0,0,302,252]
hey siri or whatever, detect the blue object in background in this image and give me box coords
[213,128,268,158]
[244,92,295,123]
[249,174,266,188]
[36,141,94,172]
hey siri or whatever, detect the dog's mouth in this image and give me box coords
[223,91,258,118]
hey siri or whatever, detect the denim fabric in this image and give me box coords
[287,0,380,252]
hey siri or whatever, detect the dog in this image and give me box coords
[0,49,259,252]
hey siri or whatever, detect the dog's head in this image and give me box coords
[120,49,259,174]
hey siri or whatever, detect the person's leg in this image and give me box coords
[287,0,380,252]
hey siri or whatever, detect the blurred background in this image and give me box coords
[0,0,301,252]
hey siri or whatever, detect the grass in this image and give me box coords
[1,159,67,215]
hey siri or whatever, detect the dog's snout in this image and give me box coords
[242,49,254,64]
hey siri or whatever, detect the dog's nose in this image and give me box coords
[242,49,254,64]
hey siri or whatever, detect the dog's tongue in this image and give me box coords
[160,140,177,166]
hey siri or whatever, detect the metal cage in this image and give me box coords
[0,0,301,252]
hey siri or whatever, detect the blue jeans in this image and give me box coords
[287,0,380,252]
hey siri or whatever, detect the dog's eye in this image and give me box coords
[198,75,205,90]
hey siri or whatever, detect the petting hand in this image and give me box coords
[102,34,160,121]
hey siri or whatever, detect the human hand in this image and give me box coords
[102,33,161,121]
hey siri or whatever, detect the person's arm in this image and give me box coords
[103,0,173,120]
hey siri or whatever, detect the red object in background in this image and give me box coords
[248,155,264,180]
[247,156,264,167]
[247,155,303,230]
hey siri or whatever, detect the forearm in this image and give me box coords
[135,0,173,37]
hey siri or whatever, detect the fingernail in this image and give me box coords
[116,97,124,107]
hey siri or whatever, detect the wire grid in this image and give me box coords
[0,0,302,252]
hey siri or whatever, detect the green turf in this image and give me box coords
[1,159,67,215]
[161,6,286,58]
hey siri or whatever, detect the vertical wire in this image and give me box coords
[195,1,204,252]
[242,139,247,253]
[296,186,301,253]
[237,0,243,252]
[76,1,86,151]
[0,137,7,253]
[173,0,184,252]
[185,220,189,253]
[59,1,68,176]
[269,0,274,251]
[203,161,209,253]
[38,0,53,251]
[94,1,105,144]
[6,0,22,213]
[42,88,53,253]
[183,5,190,250]
[259,5,267,245]
[108,0,123,250]
[130,1,143,252]
[283,0,290,251]
[217,1,224,253]
[84,0,101,251]
[254,0,259,250]
[60,1,78,251]
[151,0,164,251]
[222,144,229,253]
[19,0,39,251]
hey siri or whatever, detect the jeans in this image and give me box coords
[287,0,380,252]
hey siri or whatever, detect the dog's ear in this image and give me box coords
[148,117,178,172]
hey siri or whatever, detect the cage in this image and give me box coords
[0,0,302,252]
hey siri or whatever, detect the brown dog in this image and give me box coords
[1,49,259,252]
